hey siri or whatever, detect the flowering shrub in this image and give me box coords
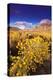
[8,30,51,76]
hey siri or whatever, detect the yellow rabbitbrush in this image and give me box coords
[8,30,50,76]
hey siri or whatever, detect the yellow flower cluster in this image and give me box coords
[8,30,51,76]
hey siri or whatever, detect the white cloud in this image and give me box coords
[16,24,25,29]
[34,19,51,27]
[39,19,51,25]
[14,21,32,29]
[9,21,32,29]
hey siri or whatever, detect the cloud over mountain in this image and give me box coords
[14,21,32,29]
[33,19,51,31]
[39,19,51,26]
[10,19,51,30]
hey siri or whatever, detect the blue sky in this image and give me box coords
[8,3,51,29]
